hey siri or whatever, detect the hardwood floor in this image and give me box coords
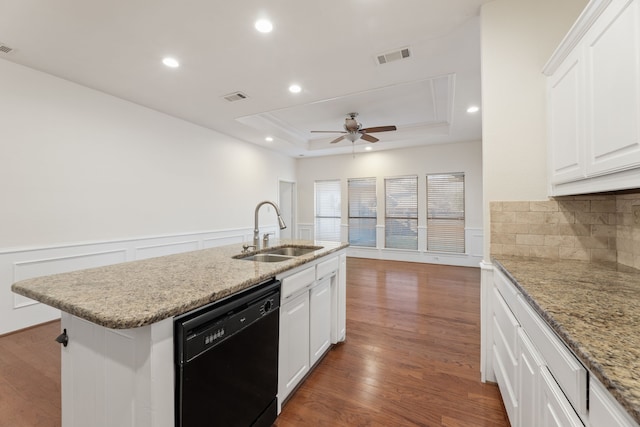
[275,258,508,427]
[0,320,61,427]
[0,258,508,427]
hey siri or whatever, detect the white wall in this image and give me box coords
[0,58,295,333]
[296,140,483,266]
[1,58,295,248]
[480,0,589,258]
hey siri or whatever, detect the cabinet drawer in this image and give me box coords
[515,294,587,416]
[493,344,518,426]
[316,256,339,280]
[540,367,584,427]
[493,316,518,390]
[590,376,639,427]
[493,287,519,354]
[494,268,520,311]
[282,267,316,300]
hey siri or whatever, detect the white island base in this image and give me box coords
[61,313,175,427]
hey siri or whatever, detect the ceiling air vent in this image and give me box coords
[375,47,411,65]
[0,43,14,54]
[223,91,249,102]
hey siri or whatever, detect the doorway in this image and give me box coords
[278,179,295,239]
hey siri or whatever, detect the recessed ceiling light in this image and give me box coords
[467,105,480,113]
[265,136,274,142]
[289,84,302,94]
[162,57,180,68]
[365,146,372,151]
[255,19,273,33]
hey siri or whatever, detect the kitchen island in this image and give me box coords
[11,239,348,427]
[489,256,640,426]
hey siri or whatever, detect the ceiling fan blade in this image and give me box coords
[360,133,379,143]
[311,130,347,133]
[329,135,346,144]
[361,125,397,133]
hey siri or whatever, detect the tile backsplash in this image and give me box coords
[490,192,640,269]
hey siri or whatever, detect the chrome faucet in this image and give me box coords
[254,201,287,248]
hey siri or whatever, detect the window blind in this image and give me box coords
[314,180,341,242]
[348,177,376,247]
[385,176,418,250]
[427,173,465,253]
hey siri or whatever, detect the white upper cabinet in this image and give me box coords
[545,0,640,195]
[548,47,585,184]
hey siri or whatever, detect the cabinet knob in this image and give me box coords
[55,329,69,347]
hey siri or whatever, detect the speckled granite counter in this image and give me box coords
[493,256,640,424]
[11,239,348,329]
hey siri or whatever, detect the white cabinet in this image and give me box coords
[278,265,315,404]
[590,377,639,427]
[545,0,640,195]
[60,313,174,427]
[492,287,520,426]
[490,268,585,427]
[277,250,346,411]
[487,266,640,427]
[584,0,640,177]
[517,328,543,427]
[309,276,331,365]
[540,367,585,427]
[548,47,585,184]
[278,291,310,403]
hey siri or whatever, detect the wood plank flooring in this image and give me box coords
[274,258,508,427]
[0,320,61,427]
[0,258,508,427]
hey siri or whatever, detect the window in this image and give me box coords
[314,180,341,242]
[385,176,418,250]
[348,177,376,247]
[427,173,465,253]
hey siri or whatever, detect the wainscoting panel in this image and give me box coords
[0,226,268,335]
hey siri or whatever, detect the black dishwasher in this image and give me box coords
[174,278,280,427]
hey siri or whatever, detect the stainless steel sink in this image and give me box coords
[241,254,293,263]
[264,246,321,257]
[234,245,324,262]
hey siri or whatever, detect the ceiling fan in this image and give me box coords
[311,112,397,144]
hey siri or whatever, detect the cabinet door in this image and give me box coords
[518,328,543,427]
[337,253,347,342]
[548,47,585,184]
[278,292,310,404]
[309,277,332,366]
[539,367,584,427]
[584,0,640,176]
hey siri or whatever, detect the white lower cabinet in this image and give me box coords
[489,266,639,427]
[309,276,332,365]
[517,328,543,427]
[590,377,638,427]
[540,367,584,427]
[278,291,310,404]
[277,251,346,412]
[491,268,584,427]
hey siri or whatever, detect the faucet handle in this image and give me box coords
[242,244,256,253]
[263,232,275,244]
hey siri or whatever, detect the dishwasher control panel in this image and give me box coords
[174,279,281,365]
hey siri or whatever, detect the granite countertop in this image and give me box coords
[11,239,348,329]
[493,256,640,424]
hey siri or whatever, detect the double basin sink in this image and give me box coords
[234,245,323,263]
